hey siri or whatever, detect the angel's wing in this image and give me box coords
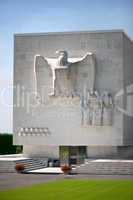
[69,53,96,96]
[34,55,53,103]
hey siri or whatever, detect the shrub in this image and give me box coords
[15,163,25,173]
[0,134,23,154]
[61,165,71,174]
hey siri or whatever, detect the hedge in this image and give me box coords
[0,134,22,154]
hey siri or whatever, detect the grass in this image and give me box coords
[0,179,133,200]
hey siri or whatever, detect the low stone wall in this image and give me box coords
[0,161,16,172]
[74,160,133,175]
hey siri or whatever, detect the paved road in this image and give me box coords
[0,172,133,191]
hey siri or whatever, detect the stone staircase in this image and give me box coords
[73,159,133,175]
[15,158,48,172]
[0,157,48,173]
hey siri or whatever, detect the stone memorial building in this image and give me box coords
[13,30,133,164]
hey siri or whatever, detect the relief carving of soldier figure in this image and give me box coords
[102,91,113,125]
[82,90,113,126]
[83,90,102,126]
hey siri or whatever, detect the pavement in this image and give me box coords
[28,167,63,174]
[0,172,133,191]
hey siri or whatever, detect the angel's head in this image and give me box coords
[56,50,68,66]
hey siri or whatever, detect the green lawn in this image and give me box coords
[1,179,133,200]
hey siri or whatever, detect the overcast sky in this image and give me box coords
[0,0,133,133]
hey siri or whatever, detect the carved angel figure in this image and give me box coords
[34,50,96,103]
